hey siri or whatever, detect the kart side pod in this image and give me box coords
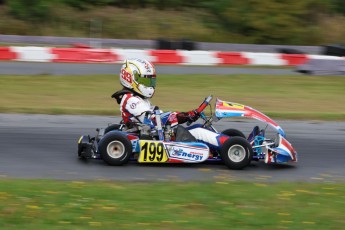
[137,140,210,163]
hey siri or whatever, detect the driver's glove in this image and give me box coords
[176,110,199,124]
[187,110,200,122]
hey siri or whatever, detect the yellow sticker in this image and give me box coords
[138,140,168,163]
[223,102,244,109]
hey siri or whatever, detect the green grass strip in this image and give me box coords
[1,74,345,120]
[0,179,344,229]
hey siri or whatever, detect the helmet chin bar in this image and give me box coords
[138,84,155,98]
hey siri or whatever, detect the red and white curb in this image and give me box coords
[1,46,344,66]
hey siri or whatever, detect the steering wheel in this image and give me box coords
[186,95,213,126]
[196,95,213,115]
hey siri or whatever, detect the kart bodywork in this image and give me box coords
[78,96,297,169]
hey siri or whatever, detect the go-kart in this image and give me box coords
[78,95,297,170]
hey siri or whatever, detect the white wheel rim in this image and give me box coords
[106,141,125,159]
[228,144,246,162]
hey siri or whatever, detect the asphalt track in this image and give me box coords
[0,61,299,75]
[0,114,344,182]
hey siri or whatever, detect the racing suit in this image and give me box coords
[111,89,217,145]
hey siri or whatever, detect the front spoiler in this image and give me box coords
[78,135,98,159]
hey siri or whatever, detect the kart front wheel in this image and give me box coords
[99,133,132,166]
[221,136,253,170]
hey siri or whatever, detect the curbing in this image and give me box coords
[0,46,344,66]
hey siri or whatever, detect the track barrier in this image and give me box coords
[0,46,344,67]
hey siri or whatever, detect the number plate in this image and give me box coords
[138,140,168,163]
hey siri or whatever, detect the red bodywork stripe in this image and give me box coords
[167,159,183,163]
[121,93,132,123]
[281,138,297,161]
[218,135,230,145]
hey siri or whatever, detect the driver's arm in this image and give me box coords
[125,97,153,123]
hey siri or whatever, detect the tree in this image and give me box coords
[7,0,51,22]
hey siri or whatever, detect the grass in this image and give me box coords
[0,179,344,229]
[0,74,344,120]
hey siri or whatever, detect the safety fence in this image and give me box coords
[1,46,344,66]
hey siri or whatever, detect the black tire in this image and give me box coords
[104,124,122,134]
[78,143,83,158]
[221,136,253,170]
[78,147,83,158]
[221,128,246,139]
[99,133,132,166]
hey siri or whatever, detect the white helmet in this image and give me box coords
[119,59,156,98]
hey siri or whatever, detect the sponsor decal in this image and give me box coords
[223,101,245,110]
[136,59,152,72]
[136,58,145,64]
[131,139,139,152]
[167,146,204,161]
[130,103,136,109]
[128,100,142,111]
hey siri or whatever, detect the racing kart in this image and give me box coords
[78,95,297,170]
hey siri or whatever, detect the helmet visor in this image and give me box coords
[137,74,156,88]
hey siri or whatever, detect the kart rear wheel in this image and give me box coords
[221,136,253,170]
[105,124,122,134]
[221,129,246,139]
[99,133,132,166]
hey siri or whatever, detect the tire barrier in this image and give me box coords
[296,58,345,75]
[276,48,304,54]
[156,39,196,50]
[0,46,344,66]
[323,44,345,57]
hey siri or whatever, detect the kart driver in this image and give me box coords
[111,58,213,143]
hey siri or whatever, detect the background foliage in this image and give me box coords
[1,0,345,45]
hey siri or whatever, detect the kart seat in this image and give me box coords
[175,125,197,142]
